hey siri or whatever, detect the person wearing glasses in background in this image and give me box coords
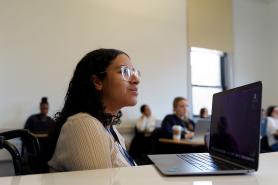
[48,49,140,172]
[161,97,195,139]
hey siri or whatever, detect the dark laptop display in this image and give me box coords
[209,82,261,170]
[148,81,262,176]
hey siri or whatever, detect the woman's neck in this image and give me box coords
[102,100,120,115]
[105,107,119,115]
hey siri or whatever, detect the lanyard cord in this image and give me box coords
[107,126,136,166]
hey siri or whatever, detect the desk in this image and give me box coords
[0,129,48,139]
[157,137,206,153]
[159,138,205,146]
[0,152,277,185]
[32,133,48,138]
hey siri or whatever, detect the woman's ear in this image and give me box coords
[91,75,103,91]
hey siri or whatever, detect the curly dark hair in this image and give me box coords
[40,97,48,106]
[266,106,277,117]
[47,48,128,159]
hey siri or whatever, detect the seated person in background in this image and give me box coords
[161,97,195,139]
[24,97,54,134]
[199,107,209,118]
[136,104,156,136]
[48,49,140,172]
[266,106,278,151]
[261,108,266,120]
[260,108,267,136]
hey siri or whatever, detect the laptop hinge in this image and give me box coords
[211,154,250,170]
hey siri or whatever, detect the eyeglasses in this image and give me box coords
[100,65,141,82]
[119,66,141,81]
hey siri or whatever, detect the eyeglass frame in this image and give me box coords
[99,65,141,82]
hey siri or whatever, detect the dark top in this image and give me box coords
[24,114,55,134]
[160,114,195,139]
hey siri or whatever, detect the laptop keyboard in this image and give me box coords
[177,153,244,171]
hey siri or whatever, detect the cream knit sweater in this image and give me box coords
[48,113,130,171]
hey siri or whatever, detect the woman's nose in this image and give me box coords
[130,73,140,84]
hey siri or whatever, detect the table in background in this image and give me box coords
[157,137,206,153]
[159,137,205,146]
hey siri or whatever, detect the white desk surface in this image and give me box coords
[0,152,277,185]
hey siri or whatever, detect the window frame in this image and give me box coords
[189,48,227,117]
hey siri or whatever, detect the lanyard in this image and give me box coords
[107,126,136,166]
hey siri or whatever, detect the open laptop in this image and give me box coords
[148,81,262,176]
[194,118,210,136]
[188,118,211,143]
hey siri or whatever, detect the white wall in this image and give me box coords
[2,0,278,130]
[233,0,277,108]
[270,0,278,101]
[0,0,187,128]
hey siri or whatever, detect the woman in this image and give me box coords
[48,49,140,171]
[266,106,278,151]
[24,97,54,134]
[161,97,195,139]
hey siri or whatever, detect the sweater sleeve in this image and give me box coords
[49,116,112,171]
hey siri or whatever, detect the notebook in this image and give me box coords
[148,81,262,176]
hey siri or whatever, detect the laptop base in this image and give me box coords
[148,153,254,176]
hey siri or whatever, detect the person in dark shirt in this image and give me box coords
[24,97,54,134]
[161,97,195,139]
[23,97,55,173]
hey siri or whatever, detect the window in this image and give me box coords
[190,47,226,116]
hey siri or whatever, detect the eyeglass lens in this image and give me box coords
[121,66,140,81]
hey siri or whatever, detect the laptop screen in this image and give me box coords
[209,82,262,169]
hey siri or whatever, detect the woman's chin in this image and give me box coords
[126,99,137,107]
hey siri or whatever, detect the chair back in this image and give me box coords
[260,118,268,137]
[0,129,41,175]
[0,136,22,175]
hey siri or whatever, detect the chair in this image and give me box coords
[129,127,146,164]
[260,118,268,137]
[204,132,210,150]
[0,129,41,175]
[0,136,22,175]
[261,136,272,153]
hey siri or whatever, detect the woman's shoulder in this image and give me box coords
[267,117,278,125]
[267,116,275,123]
[63,112,104,130]
[164,114,175,119]
[164,114,179,121]
[187,118,195,124]
[67,112,99,121]
[28,114,40,120]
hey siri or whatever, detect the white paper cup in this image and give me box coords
[172,125,182,140]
